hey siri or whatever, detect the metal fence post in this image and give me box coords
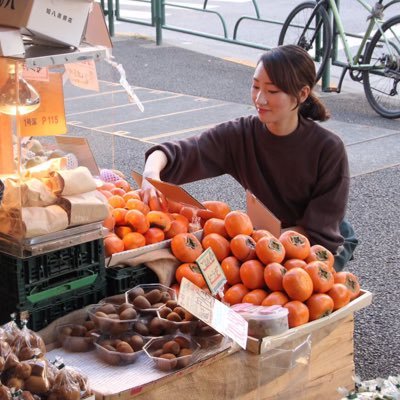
[153,0,163,45]
[107,0,115,37]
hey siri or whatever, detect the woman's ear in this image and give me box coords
[300,86,311,103]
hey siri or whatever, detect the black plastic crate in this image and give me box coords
[0,275,106,331]
[0,239,105,304]
[106,264,158,296]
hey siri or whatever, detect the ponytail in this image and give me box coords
[299,93,330,122]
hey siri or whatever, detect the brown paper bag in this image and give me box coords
[24,157,67,179]
[22,205,69,238]
[23,178,57,207]
[58,190,109,227]
[51,166,97,196]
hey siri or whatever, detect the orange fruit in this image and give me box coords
[203,218,229,238]
[282,267,313,302]
[110,187,126,197]
[251,229,275,242]
[306,293,334,321]
[123,191,141,203]
[122,232,146,250]
[221,256,241,286]
[327,283,351,310]
[224,211,253,238]
[284,300,310,328]
[165,219,188,239]
[112,208,128,226]
[242,289,268,305]
[223,283,249,305]
[264,262,287,292]
[126,199,150,214]
[261,291,289,306]
[114,179,130,192]
[146,211,172,232]
[124,210,150,234]
[144,227,165,244]
[201,233,231,262]
[108,195,125,209]
[239,260,265,290]
[104,235,124,257]
[114,225,132,240]
[334,271,361,300]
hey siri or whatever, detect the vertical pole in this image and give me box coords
[107,0,115,37]
[154,0,163,45]
[322,2,333,91]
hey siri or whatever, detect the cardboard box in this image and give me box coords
[246,289,372,354]
[0,27,24,56]
[0,0,92,47]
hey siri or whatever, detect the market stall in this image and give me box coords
[0,2,373,399]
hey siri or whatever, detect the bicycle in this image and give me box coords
[278,0,400,119]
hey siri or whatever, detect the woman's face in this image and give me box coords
[251,62,304,134]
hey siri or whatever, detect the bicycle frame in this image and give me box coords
[327,0,391,70]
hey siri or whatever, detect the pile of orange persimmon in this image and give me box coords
[97,178,222,258]
[167,201,361,329]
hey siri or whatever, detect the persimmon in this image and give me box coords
[239,260,265,290]
[175,263,206,288]
[224,283,249,305]
[306,293,334,321]
[165,219,188,239]
[180,206,200,223]
[122,232,146,250]
[221,256,241,286]
[110,187,126,197]
[104,235,124,257]
[261,291,289,306]
[114,179,130,192]
[167,199,184,214]
[251,229,275,242]
[279,230,311,260]
[327,283,351,310]
[334,271,361,300]
[98,182,116,191]
[125,209,150,234]
[284,300,310,328]
[224,211,253,238]
[98,189,113,199]
[170,213,189,228]
[306,244,335,270]
[171,233,203,263]
[242,289,268,305]
[284,259,307,270]
[126,199,150,214]
[144,227,165,244]
[255,236,286,264]
[108,195,125,209]
[201,233,230,262]
[203,218,229,238]
[264,262,287,291]
[112,208,128,226]
[229,234,256,262]
[282,267,313,302]
[123,191,141,203]
[102,206,115,231]
[146,211,172,232]
[114,225,132,239]
[202,200,231,219]
[304,261,334,293]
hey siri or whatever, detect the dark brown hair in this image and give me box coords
[258,44,330,121]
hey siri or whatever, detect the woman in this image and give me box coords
[141,45,357,270]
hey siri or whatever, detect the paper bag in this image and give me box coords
[23,178,57,207]
[58,190,109,227]
[50,166,97,196]
[22,205,69,238]
[24,157,67,179]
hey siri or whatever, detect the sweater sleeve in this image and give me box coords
[144,119,245,184]
[297,137,350,253]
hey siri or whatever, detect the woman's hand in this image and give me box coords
[141,178,168,212]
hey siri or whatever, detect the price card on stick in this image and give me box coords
[65,60,99,92]
[178,278,248,349]
[19,72,67,137]
[196,247,227,296]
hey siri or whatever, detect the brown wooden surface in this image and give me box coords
[96,315,354,400]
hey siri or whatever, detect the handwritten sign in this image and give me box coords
[196,248,227,296]
[178,278,248,349]
[65,60,99,92]
[22,66,50,82]
[20,72,67,137]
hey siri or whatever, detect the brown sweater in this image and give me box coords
[145,115,350,252]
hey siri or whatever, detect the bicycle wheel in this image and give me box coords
[363,15,400,118]
[278,1,332,82]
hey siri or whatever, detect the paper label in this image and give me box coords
[19,72,67,137]
[0,114,15,175]
[196,248,227,296]
[65,60,99,92]
[22,65,50,82]
[55,136,100,176]
[178,278,248,349]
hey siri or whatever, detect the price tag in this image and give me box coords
[22,66,50,82]
[0,114,15,175]
[178,278,248,349]
[19,72,67,137]
[196,247,227,296]
[65,60,99,92]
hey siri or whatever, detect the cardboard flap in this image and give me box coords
[83,2,113,48]
[246,190,281,238]
[131,171,205,209]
